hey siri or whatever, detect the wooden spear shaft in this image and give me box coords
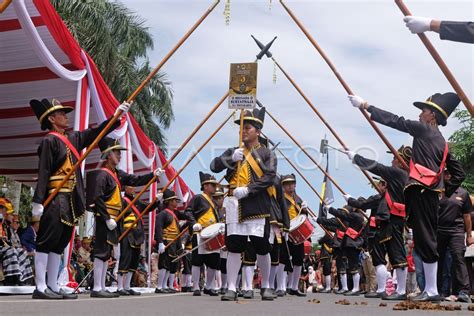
[394,0,474,117]
[271,57,380,192]
[119,111,235,241]
[115,92,229,222]
[43,0,221,208]
[279,0,409,170]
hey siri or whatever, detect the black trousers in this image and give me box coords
[182,252,192,275]
[118,237,140,273]
[191,234,220,270]
[333,248,347,274]
[93,216,114,261]
[270,242,280,266]
[437,231,470,295]
[158,240,179,273]
[345,247,361,274]
[288,241,305,266]
[406,185,440,263]
[220,257,227,274]
[321,257,332,276]
[226,234,271,256]
[372,221,407,268]
[36,193,74,254]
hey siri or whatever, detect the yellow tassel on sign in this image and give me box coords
[223,0,231,26]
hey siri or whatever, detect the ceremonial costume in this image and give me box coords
[180,231,193,292]
[364,92,465,301]
[439,21,474,44]
[213,186,228,294]
[210,107,276,301]
[87,137,155,298]
[186,172,221,296]
[30,98,120,300]
[317,234,334,293]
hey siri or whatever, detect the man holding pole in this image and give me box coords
[348,92,466,302]
[403,16,474,44]
[29,98,129,300]
[210,107,277,301]
[86,136,161,298]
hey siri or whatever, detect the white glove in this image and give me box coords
[348,95,366,109]
[156,192,163,202]
[343,194,352,202]
[323,204,331,213]
[233,187,249,200]
[231,148,244,162]
[282,232,289,241]
[193,223,202,232]
[158,243,165,254]
[301,201,308,209]
[154,168,164,177]
[32,202,44,217]
[403,16,432,34]
[342,150,356,161]
[115,101,131,117]
[105,218,117,231]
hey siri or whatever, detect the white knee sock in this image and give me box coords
[192,266,201,291]
[117,273,124,290]
[168,273,175,289]
[216,270,222,289]
[269,265,277,289]
[124,271,133,290]
[375,264,387,293]
[422,262,439,296]
[46,253,61,292]
[396,267,407,295]
[206,268,217,290]
[340,273,348,291]
[243,265,254,290]
[156,269,166,290]
[221,273,227,289]
[163,271,170,289]
[325,275,331,290]
[35,252,48,292]
[276,264,286,291]
[291,265,302,290]
[352,272,360,292]
[257,254,271,289]
[93,259,104,292]
[287,269,294,289]
[226,252,242,292]
[101,261,108,290]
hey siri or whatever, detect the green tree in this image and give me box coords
[449,110,474,193]
[51,0,173,150]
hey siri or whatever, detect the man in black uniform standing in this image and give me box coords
[348,92,466,301]
[29,98,129,299]
[403,16,474,44]
[211,107,276,301]
[87,137,160,298]
[437,170,474,302]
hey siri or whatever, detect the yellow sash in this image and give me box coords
[284,192,300,220]
[105,185,122,218]
[323,243,333,254]
[48,151,76,193]
[197,194,218,228]
[242,148,277,198]
[123,213,138,229]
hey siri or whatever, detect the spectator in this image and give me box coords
[134,255,148,287]
[20,216,40,254]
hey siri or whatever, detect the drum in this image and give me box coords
[200,223,225,251]
[289,214,314,245]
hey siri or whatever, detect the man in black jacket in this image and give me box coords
[403,16,474,44]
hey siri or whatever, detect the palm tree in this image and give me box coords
[51,0,173,150]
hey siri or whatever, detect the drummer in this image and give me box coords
[281,174,309,297]
[212,185,228,294]
[186,172,221,296]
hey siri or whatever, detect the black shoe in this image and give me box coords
[364,291,383,298]
[319,288,332,294]
[289,289,307,297]
[117,289,130,296]
[237,289,244,297]
[221,289,238,301]
[275,290,286,297]
[344,290,361,296]
[335,289,349,295]
[58,288,78,299]
[457,292,471,303]
[155,288,166,294]
[243,290,254,299]
[167,288,177,294]
[32,288,64,300]
[381,293,407,301]
[260,288,275,301]
[270,289,278,299]
[193,290,201,296]
[410,292,441,302]
[127,289,141,296]
[205,289,219,296]
[219,288,226,295]
[90,290,117,298]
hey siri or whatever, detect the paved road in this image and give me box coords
[1,292,472,316]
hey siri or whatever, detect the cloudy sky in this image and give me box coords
[120,0,472,228]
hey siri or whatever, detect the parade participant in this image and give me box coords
[186,172,221,296]
[213,185,227,294]
[210,107,276,301]
[281,174,308,297]
[180,231,193,293]
[29,98,129,299]
[348,92,466,302]
[317,234,334,293]
[403,16,474,44]
[116,186,149,296]
[87,137,160,298]
[154,189,187,294]
[344,146,411,300]
[437,169,473,303]
[328,205,366,296]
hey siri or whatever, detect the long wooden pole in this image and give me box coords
[43,0,221,208]
[279,0,408,170]
[394,0,474,117]
[270,57,380,192]
[119,111,235,241]
[115,92,228,222]
[236,110,244,187]
[260,103,347,195]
